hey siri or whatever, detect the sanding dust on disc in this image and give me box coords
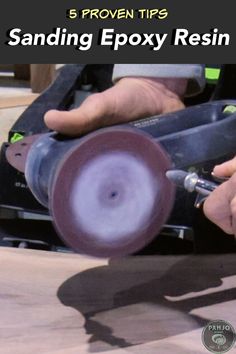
[50,127,175,257]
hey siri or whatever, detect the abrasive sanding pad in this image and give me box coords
[50,127,175,257]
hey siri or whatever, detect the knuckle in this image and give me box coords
[85,93,99,105]
[86,93,107,115]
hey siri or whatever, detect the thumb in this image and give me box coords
[44,92,111,136]
[213,156,236,177]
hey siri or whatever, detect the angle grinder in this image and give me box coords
[6,127,175,257]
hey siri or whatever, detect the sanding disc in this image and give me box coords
[50,127,175,257]
[6,134,42,173]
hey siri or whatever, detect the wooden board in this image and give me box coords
[0,94,38,109]
[0,89,38,145]
[0,248,236,354]
[0,106,27,145]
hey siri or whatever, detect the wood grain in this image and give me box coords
[0,248,235,354]
[0,94,38,109]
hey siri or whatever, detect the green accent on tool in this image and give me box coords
[223,105,236,114]
[205,67,221,84]
[10,133,24,144]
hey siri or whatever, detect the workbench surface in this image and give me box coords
[0,248,236,354]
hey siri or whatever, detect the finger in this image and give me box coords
[203,182,233,234]
[44,92,111,136]
[230,195,236,236]
[213,156,236,177]
[44,78,185,136]
[44,81,146,136]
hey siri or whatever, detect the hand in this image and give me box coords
[44,77,186,136]
[213,155,236,177]
[203,157,236,235]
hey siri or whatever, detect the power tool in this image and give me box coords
[1,64,236,256]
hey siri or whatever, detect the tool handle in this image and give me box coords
[195,178,218,195]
